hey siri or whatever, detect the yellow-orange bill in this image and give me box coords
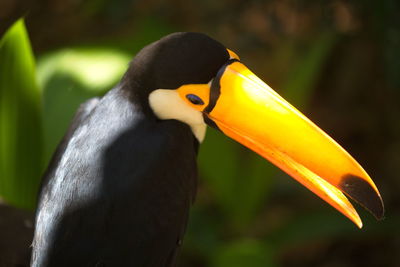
[205,61,384,227]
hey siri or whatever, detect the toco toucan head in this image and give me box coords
[123,32,384,228]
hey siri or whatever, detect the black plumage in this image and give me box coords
[31,32,229,266]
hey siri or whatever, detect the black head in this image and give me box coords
[121,32,230,113]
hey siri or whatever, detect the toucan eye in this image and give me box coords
[186,94,204,105]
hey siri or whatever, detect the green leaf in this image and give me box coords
[0,19,43,209]
[38,48,131,92]
[37,48,131,162]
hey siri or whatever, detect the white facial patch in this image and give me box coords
[149,89,207,142]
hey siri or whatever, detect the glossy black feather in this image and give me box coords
[32,89,198,266]
[38,97,100,194]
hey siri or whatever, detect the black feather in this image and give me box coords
[32,89,198,266]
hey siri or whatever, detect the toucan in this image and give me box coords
[31,32,384,266]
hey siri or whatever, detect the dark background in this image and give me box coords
[0,0,399,266]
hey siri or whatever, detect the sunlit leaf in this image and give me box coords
[38,49,131,92]
[0,19,43,209]
[37,48,131,161]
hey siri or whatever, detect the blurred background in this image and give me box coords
[0,0,399,266]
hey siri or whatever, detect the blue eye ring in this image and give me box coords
[186,94,204,105]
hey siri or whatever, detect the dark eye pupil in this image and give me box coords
[186,94,204,105]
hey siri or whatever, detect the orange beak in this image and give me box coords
[203,60,384,228]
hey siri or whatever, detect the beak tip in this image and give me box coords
[340,174,384,220]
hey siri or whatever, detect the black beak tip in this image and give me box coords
[339,174,384,220]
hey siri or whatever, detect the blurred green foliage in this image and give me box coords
[37,48,131,162]
[283,32,338,107]
[0,19,43,209]
[0,0,399,264]
[212,239,276,267]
